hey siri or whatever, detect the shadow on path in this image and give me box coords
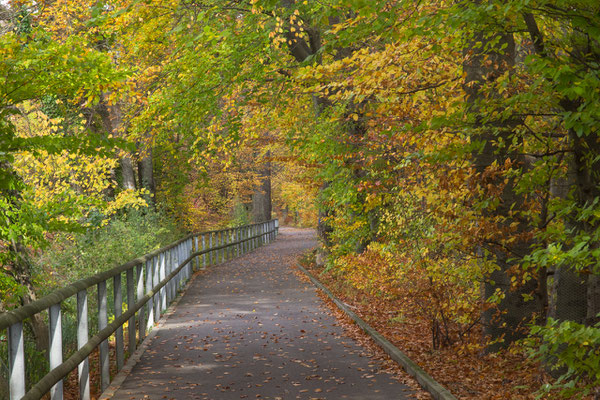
[109,227,414,399]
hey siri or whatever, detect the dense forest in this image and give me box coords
[1,0,600,398]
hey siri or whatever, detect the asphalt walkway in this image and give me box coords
[109,227,414,399]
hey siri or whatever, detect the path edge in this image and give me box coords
[296,264,458,400]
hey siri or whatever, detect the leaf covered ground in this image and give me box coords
[300,254,582,400]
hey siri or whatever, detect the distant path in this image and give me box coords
[109,227,414,399]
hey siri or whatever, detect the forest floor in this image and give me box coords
[106,227,428,399]
[301,248,580,400]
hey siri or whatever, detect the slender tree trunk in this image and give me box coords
[99,98,137,190]
[251,150,272,223]
[138,146,156,205]
[120,155,137,190]
[109,103,137,190]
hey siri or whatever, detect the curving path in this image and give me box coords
[108,227,414,399]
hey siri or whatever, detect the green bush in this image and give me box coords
[229,199,251,228]
[36,207,183,291]
[527,317,600,399]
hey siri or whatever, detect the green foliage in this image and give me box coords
[527,318,600,399]
[230,199,252,228]
[1,22,128,262]
[34,207,182,289]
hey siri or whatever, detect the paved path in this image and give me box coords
[110,227,414,399]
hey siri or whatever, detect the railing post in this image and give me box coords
[8,322,25,400]
[224,230,228,260]
[184,240,189,278]
[113,274,124,372]
[188,239,193,278]
[169,248,175,300]
[136,263,145,340]
[194,236,199,271]
[185,240,189,278]
[173,248,177,299]
[242,227,245,254]
[217,231,225,262]
[179,243,184,286]
[126,268,136,355]
[181,240,187,287]
[175,244,181,290]
[275,219,279,236]
[180,242,184,282]
[219,231,224,262]
[160,252,167,312]
[249,226,253,250]
[146,259,154,331]
[164,250,170,303]
[222,231,226,262]
[215,231,220,263]
[179,243,185,284]
[77,290,90,400]
[185,240,189,276]
[202,234,207,269]
[215,232,219,263]
[153,256,160,324]
[209,233,213,266]
[98,280,109,392]
[49,303,63,400]
[191,239,195,271]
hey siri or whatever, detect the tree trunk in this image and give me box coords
[120,155,137,190]
[548,171,587,324]
[463,30,542,349]
[138,147,156,205]
[109,103,137,190]
[523,12,600,328]
[251,150,272,223]
[99,99,137,190]
[569,130,600,326]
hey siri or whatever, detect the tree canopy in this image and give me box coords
[1,0,600,397]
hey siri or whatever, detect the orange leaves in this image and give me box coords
[307,254,549,400]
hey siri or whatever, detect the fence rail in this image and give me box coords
[0,219,279,400]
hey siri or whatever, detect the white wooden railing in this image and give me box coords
[0,219,279,400]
